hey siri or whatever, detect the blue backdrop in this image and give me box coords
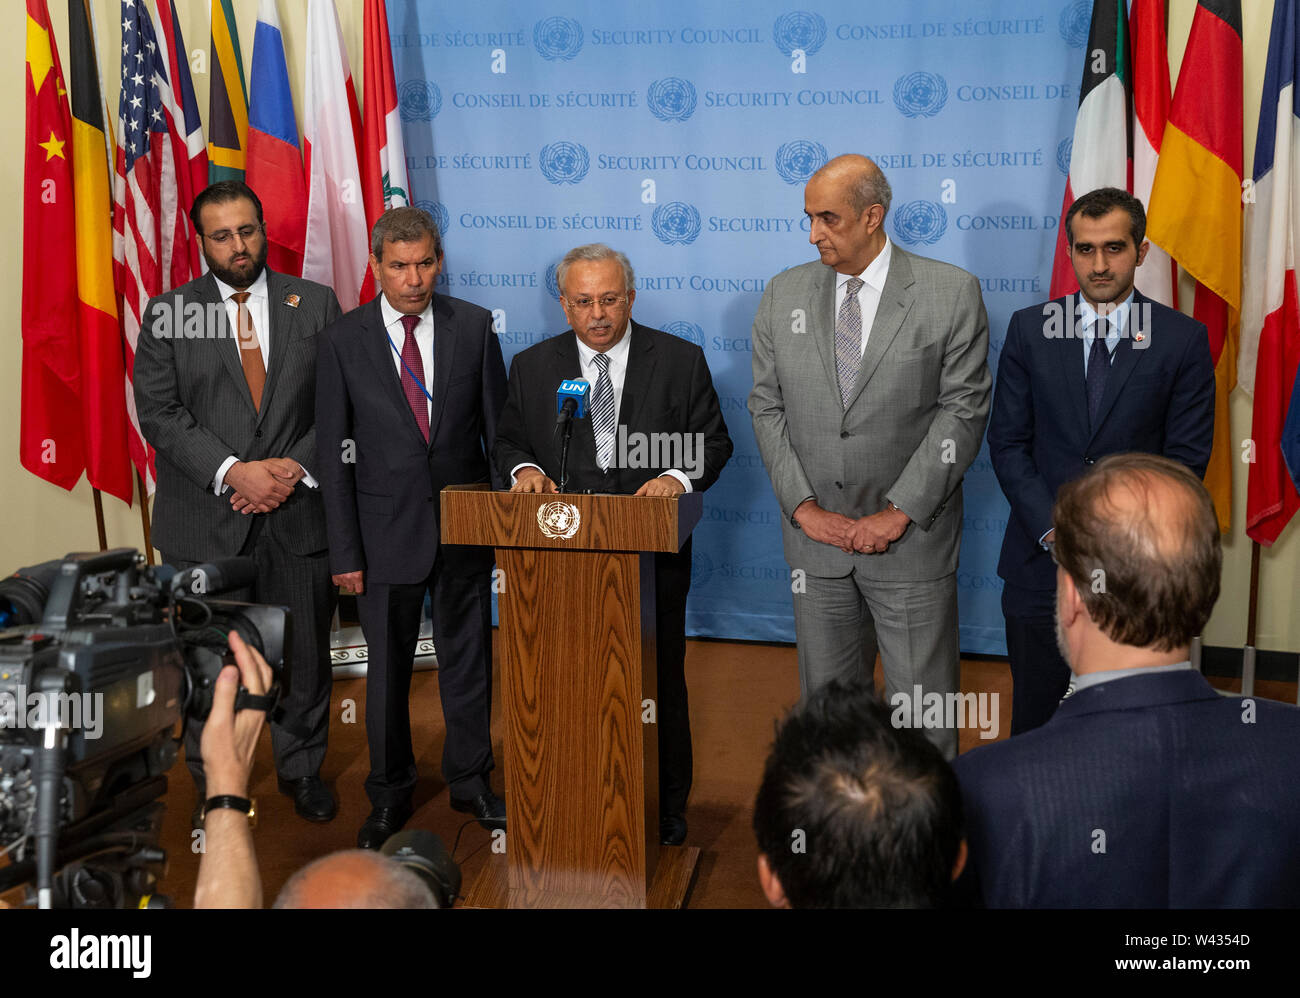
[388,0,1092,654]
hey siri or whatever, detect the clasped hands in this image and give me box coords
[510,467,685,498]
[793,499,910,554]
[228,457,305,514]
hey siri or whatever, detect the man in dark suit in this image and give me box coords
[316,207,508,848]
[134,181,342,825]
[955,453,1300,907]
[988,187,1215,734]
[492,243,733,845]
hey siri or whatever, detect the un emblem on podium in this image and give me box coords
[414,200,450,237]
[537,501,582,539]
[775,140,828,185]
[533,16,584,60]
[539,141,591,185]
[891,201,948,246]
[399,80,442,121]
[652,202,702,246]
[647,77,698,122]
[772,11,827,55]
[892,72,948,118]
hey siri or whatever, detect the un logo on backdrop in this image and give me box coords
[539,141,591,184]
[775,140,828,184]
[891,201,948,246]
[652,202,702,245]
[1056,137,1072,175]
[534,16,584,60]
[646,78,698,122]
[545,263,561,301]
[1059,1,1090,47]
[691,551,714,585]
[664,320,705,348]
[414,200,450,237]
[892,72,948,118]
[399,81,442,121]
[772,11,827,55]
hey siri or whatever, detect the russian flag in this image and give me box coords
[247,0,307,276]
[1242,0,1300,545]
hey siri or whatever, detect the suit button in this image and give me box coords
[425,496,434,503]
[1085,457,1095,465]
[840,431,850,439]
[255,430,263,438]
[834,482,843,489]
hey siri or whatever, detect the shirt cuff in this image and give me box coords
[1038,528,1053,550]
[510,462,544,485]
[663,469,693,493]
[299,464,319,489]
[214,455,239,496]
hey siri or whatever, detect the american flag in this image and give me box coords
[112,0,199,494]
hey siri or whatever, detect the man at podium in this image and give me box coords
[493,243,733,845]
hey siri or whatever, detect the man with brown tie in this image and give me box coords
[135,181,342,827]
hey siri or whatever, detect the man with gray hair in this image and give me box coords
[749,154,991,758]
[274,851,437,909]
[493,243,733,845]
[317,206,508,849]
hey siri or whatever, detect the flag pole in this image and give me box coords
[91,487,107,551]
[136,471,154,565]
[1241,540,1261,697]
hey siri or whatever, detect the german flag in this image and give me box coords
[69,0,131,505]
[208,0,248,182]
[1146,0,1242,532]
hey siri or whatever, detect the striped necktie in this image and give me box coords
[590,352,615,469]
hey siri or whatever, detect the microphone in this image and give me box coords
[555,379,590,425]
[169,557,258,598]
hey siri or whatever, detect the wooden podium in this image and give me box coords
[441,485,702,908]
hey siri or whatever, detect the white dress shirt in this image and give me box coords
[379,294,436,425]
[834,234,893,356]
[211,270,318,494]
[1078,290,1131,376]
[511,323,692,491]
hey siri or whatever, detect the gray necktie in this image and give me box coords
[835,277,865,408]
[590,352,615,470]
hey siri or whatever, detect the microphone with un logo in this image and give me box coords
[555,379,590,425]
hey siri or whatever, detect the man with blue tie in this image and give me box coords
[987,187,1215,734]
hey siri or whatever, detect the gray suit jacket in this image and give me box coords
[749,247,991,581]
[134,269,342,562]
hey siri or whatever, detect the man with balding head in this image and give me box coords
[750,154,991,758]
[273,851,436,909]
[955,453,1300,907]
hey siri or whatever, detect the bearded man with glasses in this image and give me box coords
[493,243,733,846]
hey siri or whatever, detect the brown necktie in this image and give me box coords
[231,291,266,411]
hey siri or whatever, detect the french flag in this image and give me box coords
[1242,0,1300,545]
[247,0,307,276]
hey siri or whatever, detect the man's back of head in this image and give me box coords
[752,682,964,908]
[273,850,437,909]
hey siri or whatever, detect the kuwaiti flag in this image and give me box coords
[1049,0,1130,298]
[359,0,410,302]
[248,0,307,276]
[302,0,368,310]
[1129,0,1177,307]
[1241,0,1300,546]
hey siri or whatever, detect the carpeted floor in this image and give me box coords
[151,637,1296,908]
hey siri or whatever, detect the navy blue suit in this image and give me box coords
[954,670,1300,908]
[988,291,1214,730]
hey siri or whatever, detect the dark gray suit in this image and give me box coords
[134,268,342,786]
[749,245,991,756]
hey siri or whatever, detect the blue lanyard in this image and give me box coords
[387,331,434,402]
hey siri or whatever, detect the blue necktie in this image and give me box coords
[1086,320,1113,429]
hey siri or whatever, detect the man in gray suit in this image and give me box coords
[135,181,342,823]
[749,155,991,757]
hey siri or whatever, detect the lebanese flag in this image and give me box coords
[22,0,84,491]
[1147,0,1243,533]
[359,0,411,301]
[248,0,307,276]
[302,0,368,310]
[1049,0,1130,298]
[1241,0,1300,545]
[1129,0,1177,307]
[156,0,207,276]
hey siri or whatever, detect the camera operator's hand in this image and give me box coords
[200,630,272,797]
[224,460,293,512]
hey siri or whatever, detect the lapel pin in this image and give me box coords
[1134,333,1144,342]
[283,293,301,308]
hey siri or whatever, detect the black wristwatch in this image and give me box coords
[202,795,257,826]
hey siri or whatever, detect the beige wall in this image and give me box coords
[4,2,1297,654]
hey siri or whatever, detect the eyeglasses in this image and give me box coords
[203,223,264,245]
[564,294,629,311]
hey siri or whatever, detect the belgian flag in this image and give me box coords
[208,0,249,182]
[69,0,131,504]
[1147,0,1243,532]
